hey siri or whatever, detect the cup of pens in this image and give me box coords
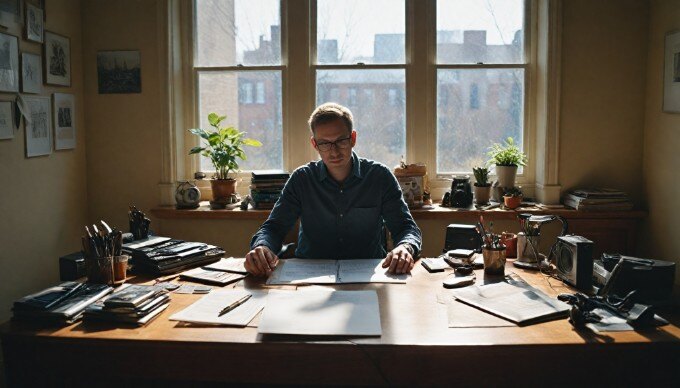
[477,216,506,275]
[82,220,124,286]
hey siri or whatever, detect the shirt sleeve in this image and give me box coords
[380,167,423,257]
[250,169,302,255]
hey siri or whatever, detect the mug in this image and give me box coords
[482,247,506,275]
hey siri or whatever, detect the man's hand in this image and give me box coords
[382,244,415,274]
[245,245,279,277]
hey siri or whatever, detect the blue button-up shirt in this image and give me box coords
[250,152,422,259]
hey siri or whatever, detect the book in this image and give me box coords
[251,170,290,182]
[180,267,247,286]
[266,258,409,285]
[103,284,164,308]
[450,281,569,325]
[570,188,627,198]
[13,282,114,324]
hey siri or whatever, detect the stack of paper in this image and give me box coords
[266,258,408,285]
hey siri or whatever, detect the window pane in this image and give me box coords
[195,0,280,66]
[317,0,405,64]
[437,0,524,64]
[437,69,524,173]
[317,69,405,169]
[198,71,283,171]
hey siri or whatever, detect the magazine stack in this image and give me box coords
[250,170,290,210]
[83,284,170,326]
[563,188,633,211]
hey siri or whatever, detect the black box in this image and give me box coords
[443,224,481,252]
[59,251,86,281]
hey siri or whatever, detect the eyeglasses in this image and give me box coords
[314,136,352,152]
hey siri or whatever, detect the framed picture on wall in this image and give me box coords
[663,30,680,113]
[0,0,20,27]
[0,32,19,92]
[0,100,13,139]
[52,93,75,150]
[43,31,70,86]
[23,95,51,157]
[25,2,44,43]
[21,52,41,94]
[97,50,142,94]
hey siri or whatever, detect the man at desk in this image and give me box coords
[245,103,422,276]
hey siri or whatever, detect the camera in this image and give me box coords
[449,175,473,208]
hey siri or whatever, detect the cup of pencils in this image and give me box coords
[82,220,124,286]
[477,216,506,275]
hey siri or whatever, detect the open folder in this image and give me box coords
[266,258,409,285]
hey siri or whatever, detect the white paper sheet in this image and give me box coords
[203,257,248,274]
[258,289,382,336]
[169,289,267,327]
[338,259,408,283]
[266,259,337,285]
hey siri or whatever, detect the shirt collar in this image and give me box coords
[317,151,363,182]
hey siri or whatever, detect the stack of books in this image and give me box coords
[13,282,114,325]
[123,236,224,275]
[83,284,170,326]
[250,170,290,210]
[563,188,633,211]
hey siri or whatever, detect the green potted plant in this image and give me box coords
[472,166,491,205]
[189,113,262,201]
[503,186,523,209]
[486,137,527,188]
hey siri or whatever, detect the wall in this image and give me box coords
[559,0,649,205]
[81,0,162,231]
[641,0,680,279]
[0,0,85,324]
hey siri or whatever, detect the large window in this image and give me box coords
[191,0,530,179]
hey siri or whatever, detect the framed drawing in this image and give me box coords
[0,100,12,139]
[24,96,51,157]
[0,0,20,26]
[25,2,44,43]
[21,52,41,94]
[0,32,19,92]
[663,30,680,113]
[43,31,70,86]
[97,50,141,94]
[52,93,75,150]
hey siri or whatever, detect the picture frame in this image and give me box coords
[0,100,13,140]
[52,93,75,150]
[21,52,41,94]
[23,95,51,157]
[43,31,70,86]
[663,30,680,113]
[97,50,142,94]
[25,2,44,43]
[0,0,20,27]
[0,32,19,92]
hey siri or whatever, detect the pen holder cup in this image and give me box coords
[86,256,115,285]
[482,248,506,276]
[113,255,130,284]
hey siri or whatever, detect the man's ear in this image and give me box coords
[350,130,357,146]
[310,136,317,150]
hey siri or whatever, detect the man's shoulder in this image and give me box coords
[358,156,393,177]
[289,161,321,180]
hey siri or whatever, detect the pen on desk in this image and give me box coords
[218,294,252,317]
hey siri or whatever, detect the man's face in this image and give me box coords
[311,118,357,173]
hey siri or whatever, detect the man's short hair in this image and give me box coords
[308,103,354,134]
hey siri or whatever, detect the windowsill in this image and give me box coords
[150,202,647,221]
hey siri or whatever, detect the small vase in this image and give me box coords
[473,184,491,205]
[495,165,518,188]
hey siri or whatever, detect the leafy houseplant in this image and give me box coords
[486,137,527,188]
[189,113,261,200]
[503,186,523,209]
[472,166,491,205]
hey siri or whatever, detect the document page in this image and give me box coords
[203,257,248,274]
[338,259,409,284]
[169,289,267,327]
[451,282,569,325]
[266,259,338,285]
[258,289,382,336]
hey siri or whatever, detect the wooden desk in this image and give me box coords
[2,262,678,386]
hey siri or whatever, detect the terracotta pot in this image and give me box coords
[210,178,237,201]
[504,195,522,209]
[473,184,491,205]
[495,165,518,188]
[501,232,518,258]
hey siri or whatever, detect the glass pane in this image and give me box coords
[437,0,524,64]
[198,70,283,171]
[317,0,405,64]
[195,0,280,66]
[316,69,405,169]
[437,68,524,173]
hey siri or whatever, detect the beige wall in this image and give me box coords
[641,0,680,278]
[559,0,649,205]
[0,0,85,324]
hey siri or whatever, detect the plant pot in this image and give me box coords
[210,178,237,201]
[495,165,518,188]
[473,184,491,205]
[504,195,522,209]
[501,232,518,258]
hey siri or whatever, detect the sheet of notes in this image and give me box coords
[338,259,408,284]
[169,289,267,327]
[266,259,338,285]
